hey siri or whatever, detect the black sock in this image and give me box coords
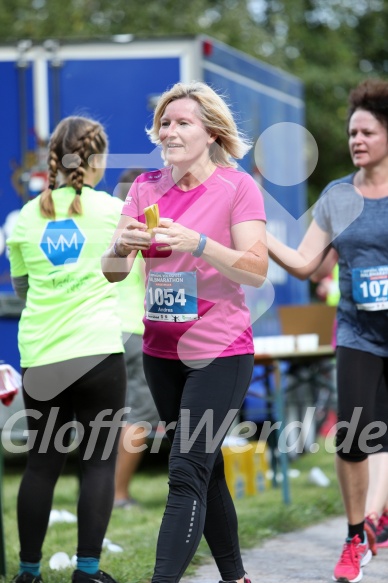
[348,521,364,541]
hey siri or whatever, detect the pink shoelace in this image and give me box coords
[337,535,362,568]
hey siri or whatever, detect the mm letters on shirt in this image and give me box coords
[40,219,86,266]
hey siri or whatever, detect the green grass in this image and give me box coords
[1,438,343,583]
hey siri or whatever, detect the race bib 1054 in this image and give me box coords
[146,271,198,322]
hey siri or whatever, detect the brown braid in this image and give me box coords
[38,116,108,219]
[66,123,107,216]
[39,144,60,218]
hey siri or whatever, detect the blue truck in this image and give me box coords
[0,35,309,370]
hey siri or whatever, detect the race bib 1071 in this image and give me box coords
[352,265,388,311]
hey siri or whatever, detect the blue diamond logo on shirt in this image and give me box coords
[40,219,86,266]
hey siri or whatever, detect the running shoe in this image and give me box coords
[11,574,43,583]
[376,512,388,548]
[364,515,377,556]
[72,570,118,583]
[332,534,371,582]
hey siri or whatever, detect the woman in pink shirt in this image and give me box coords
[102,81,267,583]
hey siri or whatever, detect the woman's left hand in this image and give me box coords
[153,221,200,253]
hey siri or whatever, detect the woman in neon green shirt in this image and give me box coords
[7,116,126,583]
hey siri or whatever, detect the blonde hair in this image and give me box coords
[39,116,108,219]
[146,81,252,168]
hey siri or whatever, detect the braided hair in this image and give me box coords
[40,116,108,218]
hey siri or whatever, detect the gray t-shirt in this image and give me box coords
[314,173,388,356]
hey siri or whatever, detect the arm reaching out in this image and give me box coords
[267,219,332,280]
[310,248,339,283]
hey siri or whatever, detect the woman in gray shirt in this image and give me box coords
[268,78,388,583]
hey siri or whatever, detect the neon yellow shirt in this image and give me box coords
[110,198,145,336]
[116,254,145,335]
[327,264,340,307]
[7,186,124,367]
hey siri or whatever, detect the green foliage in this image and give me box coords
[248,0,378,201]
[0,0,262,43]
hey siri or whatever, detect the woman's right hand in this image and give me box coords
[102,216,151,282]
[116,219,152,255]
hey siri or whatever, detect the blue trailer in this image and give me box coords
[0,35,308,369]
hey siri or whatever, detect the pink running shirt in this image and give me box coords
[122,166,266,361]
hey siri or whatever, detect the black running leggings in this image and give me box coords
[336,346,388,461]
[143,353,254,583]
[18,353,126,563]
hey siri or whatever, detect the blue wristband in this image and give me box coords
[192,234,207,258]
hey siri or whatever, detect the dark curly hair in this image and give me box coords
[348,78,388,130]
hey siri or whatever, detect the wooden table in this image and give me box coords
[254,345,335,504]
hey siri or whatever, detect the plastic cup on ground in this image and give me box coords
[49,552,72,570]
[308,466,330,487]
